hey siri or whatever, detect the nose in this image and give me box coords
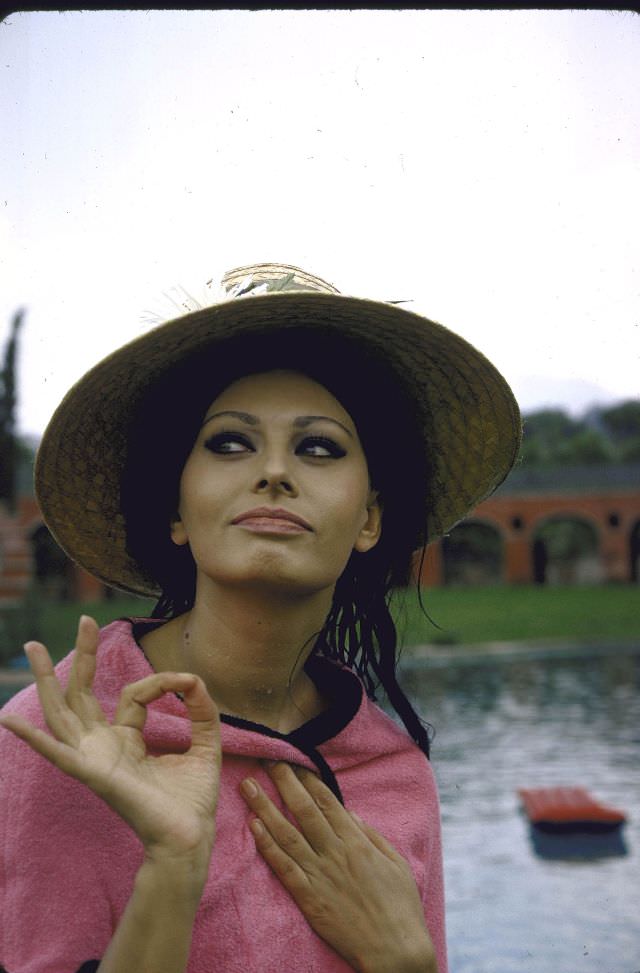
[253,448,298,498]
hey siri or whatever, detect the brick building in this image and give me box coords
[417,465,640,587]
[0,495,104,605]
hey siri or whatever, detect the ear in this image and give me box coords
[354,491,383,553]
[170,513,189,547]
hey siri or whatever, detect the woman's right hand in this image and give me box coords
[0,616,221,868]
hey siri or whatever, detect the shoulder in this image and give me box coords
[330,689,442,892]
[357,694,438,792]
[320,664,437,790]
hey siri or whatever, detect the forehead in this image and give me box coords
[205,370,355,425]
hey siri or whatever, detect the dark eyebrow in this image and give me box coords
[201,410,353,439]
[201,410,259,428]
[294,415,354,439]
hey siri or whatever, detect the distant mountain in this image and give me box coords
[511,375,628,417]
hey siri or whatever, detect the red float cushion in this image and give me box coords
[518,786,626,825]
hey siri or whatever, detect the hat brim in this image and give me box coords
[35,291,522,596]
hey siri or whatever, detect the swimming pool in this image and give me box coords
[400,648,640,973]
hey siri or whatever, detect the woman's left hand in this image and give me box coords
[240,763,437,973]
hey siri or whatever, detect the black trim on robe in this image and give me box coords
[3,967,99,973]
[220,653,363,803]
[129,619,364,803]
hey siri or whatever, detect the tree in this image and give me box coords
[600,400,640,461]
[520,409,582,466]
[0,309,25,511]
[523,409,580,441]
[520,402,640,467]
[557,428,613,465]
[600,400,640,441]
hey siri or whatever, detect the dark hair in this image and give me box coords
[121,328,433,756]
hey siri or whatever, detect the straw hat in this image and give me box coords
[35,262,522,596]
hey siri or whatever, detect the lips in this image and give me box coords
[231,507,312,532]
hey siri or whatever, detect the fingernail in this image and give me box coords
[250,818,264,837]
[241,778,259,799]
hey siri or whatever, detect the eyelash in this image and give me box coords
[203,432,346,459]
[298,436,346,459]
[204,432,253,454]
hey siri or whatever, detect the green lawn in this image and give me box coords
[3,585,638,666]
[392,584,640,648]
[1,595,155,665]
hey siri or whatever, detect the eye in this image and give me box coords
[296,436,346,459]
[204,431,255,454]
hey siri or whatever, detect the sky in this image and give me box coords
[1,8,639,439]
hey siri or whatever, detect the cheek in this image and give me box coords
[176,457,218,525]
[325,474,371,533]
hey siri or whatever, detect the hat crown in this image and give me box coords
[221,262,341,297]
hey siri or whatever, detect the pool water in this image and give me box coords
[400,650,640,973]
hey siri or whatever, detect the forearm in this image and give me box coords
[98,850,210,973]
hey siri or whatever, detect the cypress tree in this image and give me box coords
[0,309,25,512]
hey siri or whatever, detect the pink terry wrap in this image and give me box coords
[0,619,447,973]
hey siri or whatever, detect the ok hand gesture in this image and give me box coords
[0,616,221,863]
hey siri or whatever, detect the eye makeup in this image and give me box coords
[296,436,346,458]
[200,413,352,461]
[204,431,255,454]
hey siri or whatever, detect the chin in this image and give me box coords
[202,555,338,598]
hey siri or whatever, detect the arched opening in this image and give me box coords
[630,521,640,583]
[30,523,74,600]
[441,519,504,585]
[531,516,601,585]
[533,537,547,585]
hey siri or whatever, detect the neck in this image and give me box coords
[142,581,333,733]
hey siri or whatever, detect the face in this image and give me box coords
[171,370,382,597]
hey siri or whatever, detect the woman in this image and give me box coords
[0,263,521,973]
